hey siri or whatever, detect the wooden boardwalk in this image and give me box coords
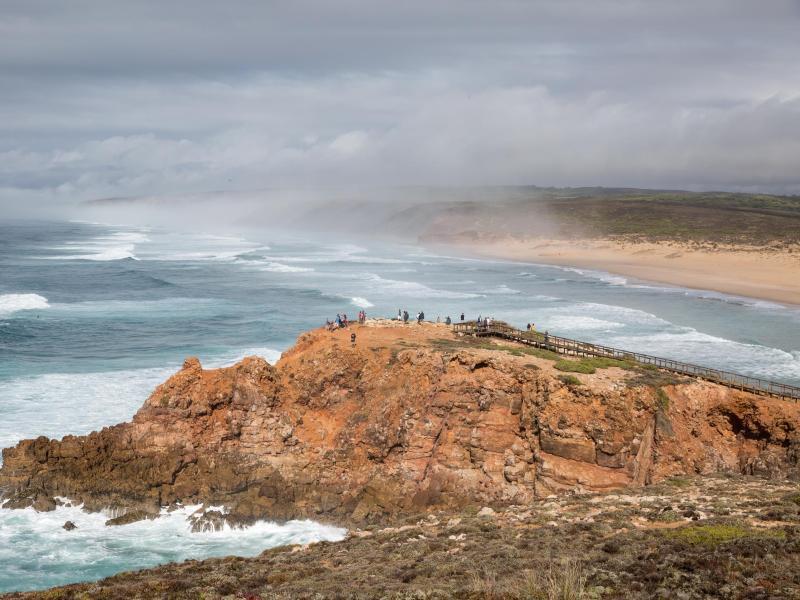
[452,321,800,401]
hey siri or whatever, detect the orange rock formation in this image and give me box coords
[1,321,798,525]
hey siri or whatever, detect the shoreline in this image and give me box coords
[429,237,800,307]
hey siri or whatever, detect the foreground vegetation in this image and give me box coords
[8,475,800,599]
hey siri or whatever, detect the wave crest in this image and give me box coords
[0,293,50,316]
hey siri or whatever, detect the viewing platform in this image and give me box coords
[453,321,800,401]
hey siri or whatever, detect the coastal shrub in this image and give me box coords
[558,374,582,386]
[513,560,587,599]
[664,476,692,488]
[663,522,785,547]
[782,492,800,506]
[555,356,635,374]
[655,387,670,410]
[555,360,596,374]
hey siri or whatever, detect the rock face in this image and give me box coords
[1,322,799,525]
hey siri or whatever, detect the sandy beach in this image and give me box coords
[440,237,800,307]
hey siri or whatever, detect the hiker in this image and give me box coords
[335,313,342,328]
[460,312,464,322]
[342,313,348,327]
[436,315,440,323]
[416,311,422,324]
[526,323,531,331]
[397,308,402,321]
[403,310,409,323]
[351,332,356,344]
[445,316,452,325]
[544,331,550,348]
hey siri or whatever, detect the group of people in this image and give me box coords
[396,309,428,324]
[326,310,367,331]
[476,314,495,328]
[327,308,535,332]
[326,313,349,330]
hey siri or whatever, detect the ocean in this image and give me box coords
[1,219,799,592]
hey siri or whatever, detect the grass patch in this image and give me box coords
[656,387,670,410]
[554,356,636,374]
[558,374,582,386]
[431,338,561,361]
[664,476,693,488]
[663,522,785,546]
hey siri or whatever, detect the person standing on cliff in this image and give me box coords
[460,312,464,321]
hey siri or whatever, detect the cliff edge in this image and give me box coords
[2,320,798,526]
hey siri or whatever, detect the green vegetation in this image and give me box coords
[34,475,800,599]
[554,356,635,374]
[664,476,692,488]
[428,187,800,246]
[431,338,560,361]
[558,374,582,386]
[656,387,670,410]
[664,522,785,547]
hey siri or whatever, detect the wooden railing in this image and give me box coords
[452,321,800,401]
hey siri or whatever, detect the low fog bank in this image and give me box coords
[63,185,800,249]
[70,186,566,243]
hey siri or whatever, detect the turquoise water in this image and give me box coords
[1,219,799,592]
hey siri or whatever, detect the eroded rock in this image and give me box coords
[1,322,798,526]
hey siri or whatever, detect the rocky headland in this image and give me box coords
[2,320,800,598]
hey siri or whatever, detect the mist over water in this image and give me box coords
[1,219,800,591]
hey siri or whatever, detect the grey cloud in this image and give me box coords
[1,0,799,211]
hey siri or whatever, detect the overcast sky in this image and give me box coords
[2,0,800,211]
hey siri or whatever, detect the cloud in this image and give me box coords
[1,0,799,212]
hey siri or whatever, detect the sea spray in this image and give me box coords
[0,502,345,593]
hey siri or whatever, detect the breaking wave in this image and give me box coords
[0,502,344,593]
[0,294,50,316]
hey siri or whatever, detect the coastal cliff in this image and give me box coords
[2,321,799,527]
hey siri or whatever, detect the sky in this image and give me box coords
[2,0,800,213]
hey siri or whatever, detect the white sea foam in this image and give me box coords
[259,261,314,273]
[363,273,482,299]
[212,347,283,367]
[605,328,800,382]
[349,296,374,308]
[0,347,282,452]
[0,366,174,452]
[481,284,521,295]
[45,231,150,261]
[554,266,628,286]
[0,293,50,316]
[543,315,625,331]
[0,502,344,593]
